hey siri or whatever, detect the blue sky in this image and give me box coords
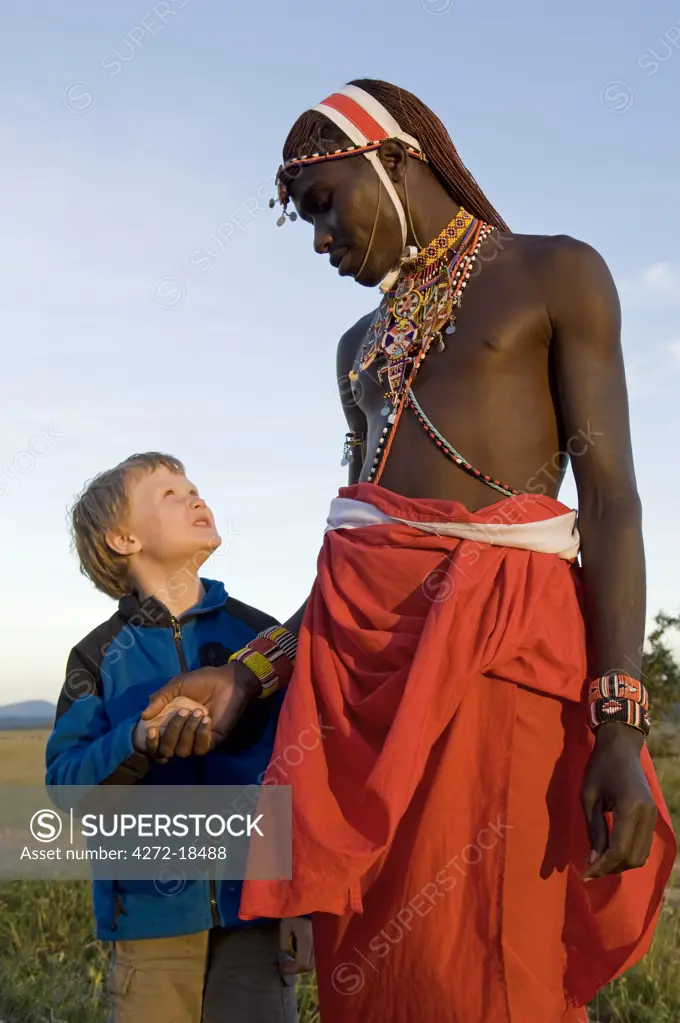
[2,0,679,704]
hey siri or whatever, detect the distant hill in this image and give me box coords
[0,700,56,730]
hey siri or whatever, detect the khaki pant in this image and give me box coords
[106,924,299,1023]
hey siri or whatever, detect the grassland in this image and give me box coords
[0,729,677,1023]
[0,729,54,785]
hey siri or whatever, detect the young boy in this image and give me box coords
[45,452,311,1023]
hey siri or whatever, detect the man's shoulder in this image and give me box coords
[337,310,376,353]
[336,309,377,376]
[223,596,280,634]
[509,231,609,275]
[506,232,617,319]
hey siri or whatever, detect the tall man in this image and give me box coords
[143,80,676,1022]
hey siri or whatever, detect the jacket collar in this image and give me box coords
[118,577,228,627]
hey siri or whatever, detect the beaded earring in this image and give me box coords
[269,181,298,226]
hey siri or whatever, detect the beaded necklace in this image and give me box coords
[349,209,502,486]
[352,209,475,396]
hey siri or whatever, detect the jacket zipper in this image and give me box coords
[208,880,220,928]
[170,616,189,673]
[172,614,220,928]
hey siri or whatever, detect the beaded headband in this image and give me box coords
[272,84,429,251]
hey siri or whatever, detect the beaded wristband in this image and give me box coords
[589,697,651,737]
[587,672,649,709]
[587,672,651,737]
[229,626,297,699]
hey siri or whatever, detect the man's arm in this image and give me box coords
[337,314,372,485]
[550,237,644,679]
[549,236,657,876]
[231,602,309,698]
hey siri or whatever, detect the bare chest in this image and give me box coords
[352,248,549,414]
[348,241,563,504]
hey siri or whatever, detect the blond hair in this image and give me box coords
[71,452,185,599]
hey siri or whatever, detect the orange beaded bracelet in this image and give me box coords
[588,672,650,737]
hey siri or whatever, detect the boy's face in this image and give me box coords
[120,467,221,568]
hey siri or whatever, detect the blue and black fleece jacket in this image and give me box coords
[45,578,285,942]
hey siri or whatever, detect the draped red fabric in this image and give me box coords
[240,484,676,1023]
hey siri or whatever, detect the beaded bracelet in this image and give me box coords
[588,672,649,708]
[229,625,297,699]
[587,672,651,737]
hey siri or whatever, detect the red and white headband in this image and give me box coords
[276,84,428,249]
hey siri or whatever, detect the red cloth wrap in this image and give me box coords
[240,484,676,1023]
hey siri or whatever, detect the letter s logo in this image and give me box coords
[30,809,63,842]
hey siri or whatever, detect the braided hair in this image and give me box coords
[282,78,508,231]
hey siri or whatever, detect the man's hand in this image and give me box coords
[141,663,260,752]
[133,697,212,763]
[279,917,314,976]
[581,722,657,880]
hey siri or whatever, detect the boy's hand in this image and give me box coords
[279,917,314,975]
[133,697,212,762]
[142,663,259,751]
